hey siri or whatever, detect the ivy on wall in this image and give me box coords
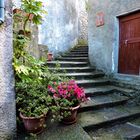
[13,0,47,83]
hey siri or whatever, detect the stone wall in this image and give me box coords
[28,24,40,59]
[12,0,21,8]
[78,0,88,45]
[13,0,40,59]
[39,0,79,56]
[88,0,140,74]
[0,0,16,139]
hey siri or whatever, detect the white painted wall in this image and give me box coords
[39,0,79,56]
[88,0,140,74]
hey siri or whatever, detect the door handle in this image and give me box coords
[125,40,128,46]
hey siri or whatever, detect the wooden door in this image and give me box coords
[118,12,140,75]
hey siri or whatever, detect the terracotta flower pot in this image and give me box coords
[13,9,34,20]
[47,53,53,61]
[26,13,34,20]
[18,30,31,38]
[13,8,22,14]
[61,104,80,125]
[20,113,46,134]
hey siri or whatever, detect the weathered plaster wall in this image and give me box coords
[12,0,21,8]
[28,24,40,59]
[39,0,79,56]
[0,0,16,139]
[88,0,140,74]
[13,0,39,59]
[78,0,88,45]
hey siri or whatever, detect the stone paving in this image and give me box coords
[17,119,92,140]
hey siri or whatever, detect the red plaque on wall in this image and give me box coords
[96,12,104,27]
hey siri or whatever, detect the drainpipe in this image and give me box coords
[0,0,5,25]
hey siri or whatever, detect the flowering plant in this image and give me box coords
[48,80,87,110]
[48,80,86,107]
[48,80,87,120]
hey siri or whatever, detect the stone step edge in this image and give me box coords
[85,89,116,97]
[111,86,135,96]
[57,56,88,58]
[62,54,88,56]
[47,63,89,67]
[78,81,110,88]
[85,86,134,97]
[77,80,110,85]
[68,52,88,53]
[82,111,140,131]
[48,67,95,71]
[79,97,129,112]
[70,51,88,52]
[124,122,140,139]
[47,61,88,64]
[57,72,104,76]
[66,53,88,55]
[56,57,89,60]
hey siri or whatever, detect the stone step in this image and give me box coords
[70,50,88,53]
[111,86,135,95]
[80,93,129,112]
[72,49,88,52]
[56,57,89,62]
[76,79,110,88]
[74,47,88,50]
[76,45,88,47]
[48,67,95,73]
[74,46,88,49]
[47,61,89,67]
[127,118,140,139]
[62,54,88,57]
[130,118,140,128]
[88,121,140,140]
[84,86,116,97]
[57,72,105,80]
[67,52,88,55]
[78,105,140,131]
[84,85,134,97]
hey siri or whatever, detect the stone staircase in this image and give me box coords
[47,45,140,140]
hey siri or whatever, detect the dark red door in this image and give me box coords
[118,12,140,75]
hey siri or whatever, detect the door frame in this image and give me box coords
[112,9,140,76]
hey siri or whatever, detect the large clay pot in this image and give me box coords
[61,104,80,125]
[20,113,46,134]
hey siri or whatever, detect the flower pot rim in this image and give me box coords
[47,52,53,55]
[61,104,80,111]
[13,8,22,12]
[20,112,46,120]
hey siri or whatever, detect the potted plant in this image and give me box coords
[16,81,53,134]
[18,29,31,38]
[48,80,87,124]
[47,52,53,61]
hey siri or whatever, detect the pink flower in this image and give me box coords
[48,85,51,89]
[48,80,87,103]
[50,88,56,93]
[53,94,59,99]
[53,82,57,85]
